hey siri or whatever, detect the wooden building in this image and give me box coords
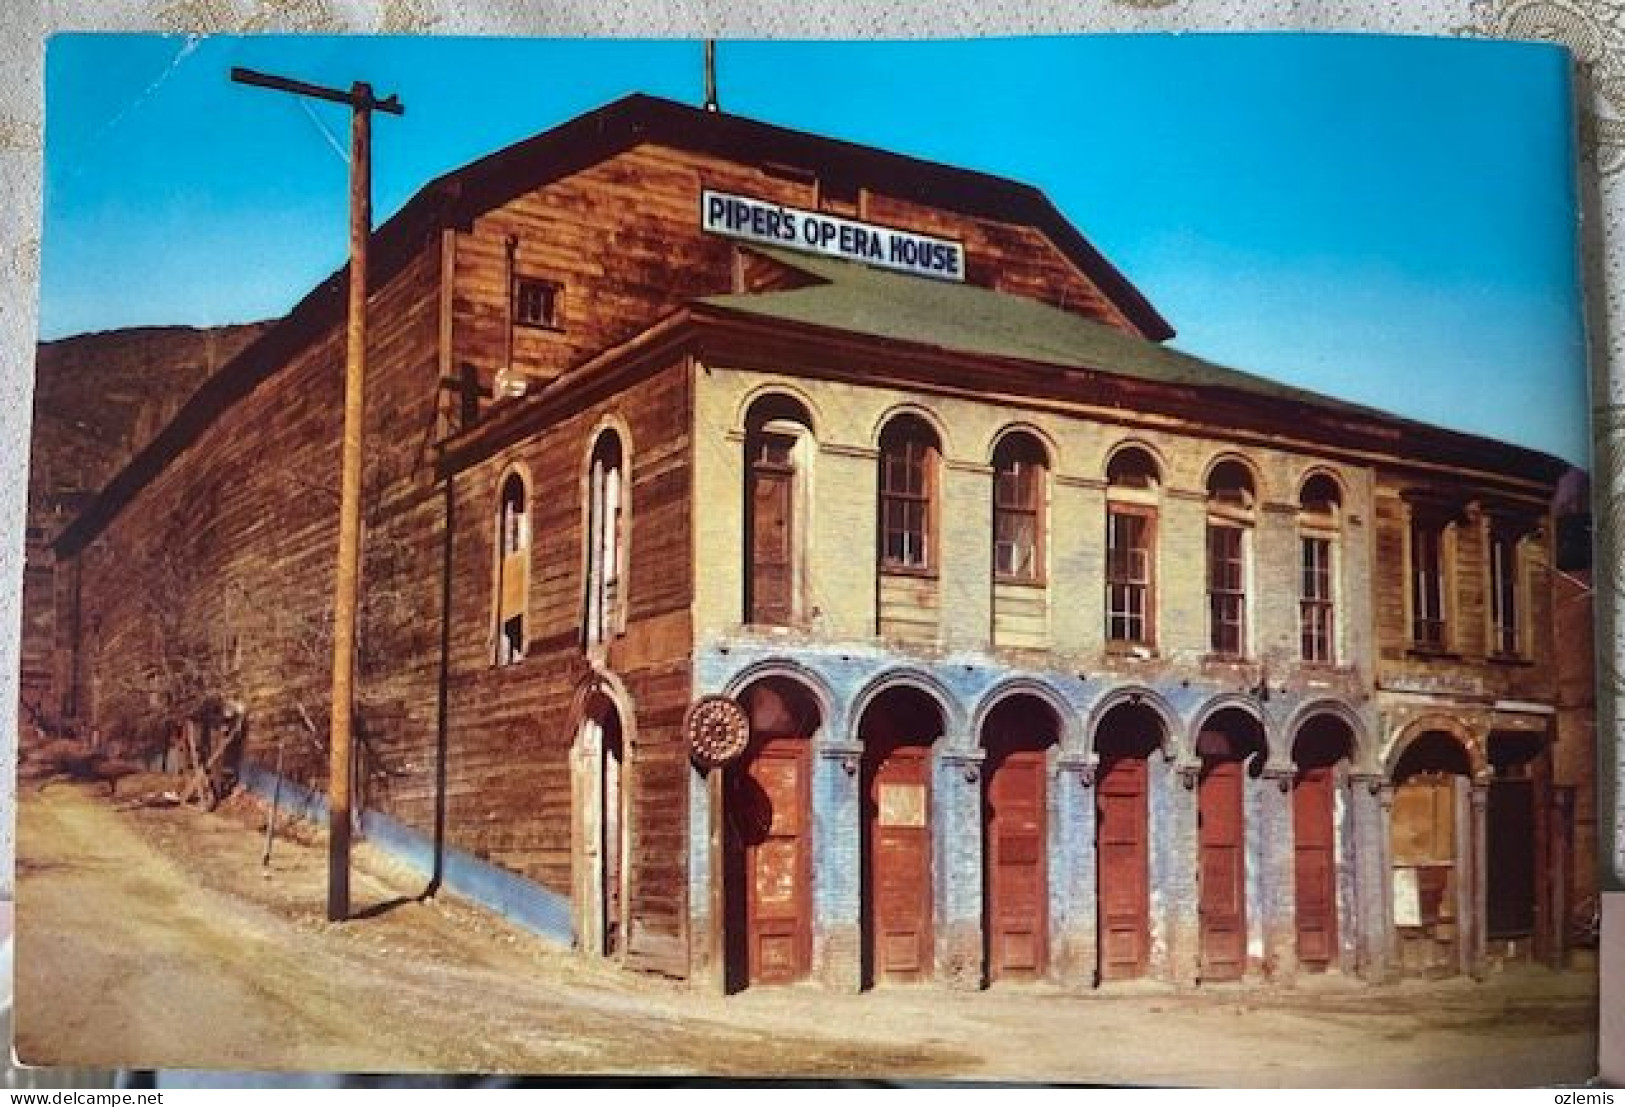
[45,94,1584,989]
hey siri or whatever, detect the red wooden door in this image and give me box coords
[865,741,933,984]
[1292,765,1337,970]
[1198,756,1247,981]
[748,442,794,625]
[1096,753,1149,980]
[731,736,812,984]
[985,747,1047,981]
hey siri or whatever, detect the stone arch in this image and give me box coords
[721,659,840,746]
[986,421,1059,468]
[1285,698,1370,771]
[1201,451,1265,501]
[1188,694,1269,757]
[736,381,823,438]
[849,667,965,747]
[1383,714,1487,780]
[1296,465,1347,505]
[968,677,1080,753]
[1084,684,1182,763]
[869,402,953,458]
[1103,437,1168,485]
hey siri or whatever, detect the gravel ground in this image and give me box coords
[10,780,1601,1086]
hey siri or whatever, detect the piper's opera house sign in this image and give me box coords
[701,189,965,282]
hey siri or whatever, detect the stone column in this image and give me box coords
[1053,754,1098,987]
[936,745,986,989]
[1468,778,1490,980]
[813,742,864,991]
[688,760,720,988]
[1258,767,1298,982]
[1348,772,1389,981]
[1151,755,1201,985]
[1377,780,1399,980]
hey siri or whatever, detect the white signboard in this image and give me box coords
[701,189,965,283]
[1392,867,1422,927]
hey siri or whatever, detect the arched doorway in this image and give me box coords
[981,695,1060,982]
[858,685,943,986]
[578,698,626,957]
[1292,715,1355,972]
[1094,700,1164,982]
[1390,730,1473,975]
[1196,708,1266,982]
[724,678,820,990]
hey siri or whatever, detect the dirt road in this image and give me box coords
[13,782,1599,1084]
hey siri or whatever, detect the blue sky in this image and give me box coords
[42,34,1589,465]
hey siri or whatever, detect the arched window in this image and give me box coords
[1205,459,1256,658]
[878,416,940,573]
[1298,473,1342,663]
[1105,446,1160,647]
[744,395,814,626]
[494,470,529,665]
[585,430,626,648]
[992,433,1047,583]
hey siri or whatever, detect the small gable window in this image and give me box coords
[513,276,563,330]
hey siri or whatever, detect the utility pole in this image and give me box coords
[231,66,404,923]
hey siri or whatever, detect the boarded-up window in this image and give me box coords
[494,471,529,665]
[748,433,796,626]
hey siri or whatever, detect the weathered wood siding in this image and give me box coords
[76,247,444,798]
[450,144,1142,396]
[447,359,693,971]
[1371,474,1556,703]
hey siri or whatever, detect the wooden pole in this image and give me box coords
[230,67,402,923]
[325,83,372,923]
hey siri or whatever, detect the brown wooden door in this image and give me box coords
[1391,774,1459,974]
[1096,753,1149,980]
[730,736,812,985]
[1198,756,1246,981]
[1292,765,1337,970]
[985,747,1047,981]
[865,740,933,984]
[748,442,794,626]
